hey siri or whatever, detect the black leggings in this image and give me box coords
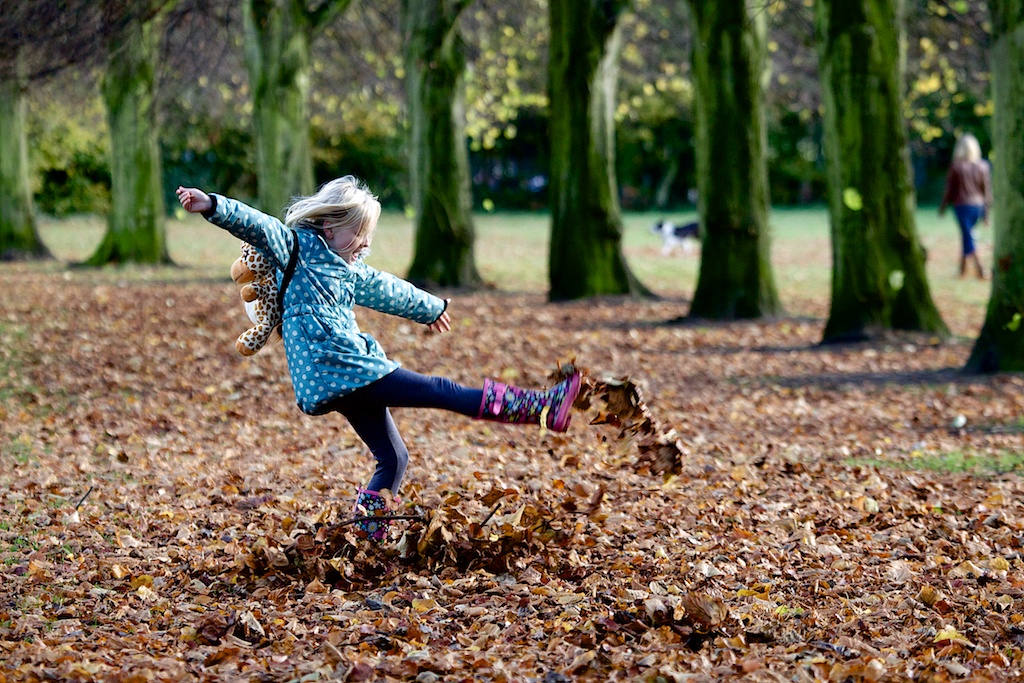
[324,368,483,493]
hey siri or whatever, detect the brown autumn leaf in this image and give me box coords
[203,647,240,667]
[195,613,234,646]
[635,435,685,476]
[679,593,729,633]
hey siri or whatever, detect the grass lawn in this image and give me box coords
[36,205,994,337]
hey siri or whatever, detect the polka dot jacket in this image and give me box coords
[204,194,448,415]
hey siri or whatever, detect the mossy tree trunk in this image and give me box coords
[0,55,51,261]
[242,0,352,215]
[548,0,648,301]
[86,6,171,266]
[815,0,948,342]
[686,0,780,319]
[966,0,1024,371]
[403,0,482,289]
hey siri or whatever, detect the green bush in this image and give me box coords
[35,149,111,217]
[162,125,257,209]
[767,109,826,205]
[617,109,697,212]
[313,126,408,209]
[470,107,550,211]
[28,95,111,216]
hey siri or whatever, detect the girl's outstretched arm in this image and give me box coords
[351,264,448,326]
[176,186,294,270]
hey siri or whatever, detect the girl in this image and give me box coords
[176,178,581,540]
[938,133,992,280]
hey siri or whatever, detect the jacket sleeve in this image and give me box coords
[202,194,296,270]
[350,263,447,324]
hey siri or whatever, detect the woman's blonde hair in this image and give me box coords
[953,133,982,163]
[284,176,382,259]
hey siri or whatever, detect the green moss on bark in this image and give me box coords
[0,63,50,261]
[86,10,170,266]
[547,0,647,301]
[967,0,1024,371]
[403,0,482,289]
[815,0,947,341]
[687,0,780,319]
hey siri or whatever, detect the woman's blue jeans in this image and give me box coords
[953,204,984,256]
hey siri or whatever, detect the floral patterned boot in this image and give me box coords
[352,489,395,542]
[477,372,581,432]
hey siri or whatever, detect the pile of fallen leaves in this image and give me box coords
[227,487,574,589]
[2,264,1024,682]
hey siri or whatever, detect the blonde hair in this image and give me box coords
[284,176,382,259]
[953,133,982,163]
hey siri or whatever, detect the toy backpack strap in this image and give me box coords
[277,229,300,315]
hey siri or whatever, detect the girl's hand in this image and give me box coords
[427,303,451,334]
[176,186,212,214]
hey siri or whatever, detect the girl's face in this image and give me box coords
[323,224,370,262]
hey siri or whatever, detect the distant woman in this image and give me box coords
[939,133,992,279]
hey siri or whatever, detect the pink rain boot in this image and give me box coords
[477,372,581,432]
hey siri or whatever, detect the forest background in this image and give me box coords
[22,0,990,217]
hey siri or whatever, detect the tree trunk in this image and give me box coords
[243,0,316,215]
[686,0,780,319]
[815,0,947,342]
[0,57,51,261]
[403,0,482,289]
[86,7,170,266]
[966,0,1024,371]
[547,0,648,301]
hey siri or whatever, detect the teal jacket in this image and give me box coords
[204,194,447,415]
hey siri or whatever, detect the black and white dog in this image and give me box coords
[651,219,700,256]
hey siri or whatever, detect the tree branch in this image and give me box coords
[307,0,354,35]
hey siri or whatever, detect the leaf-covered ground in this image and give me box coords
[2,264,1023,682]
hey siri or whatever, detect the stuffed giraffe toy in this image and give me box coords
[230,242,282,356]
